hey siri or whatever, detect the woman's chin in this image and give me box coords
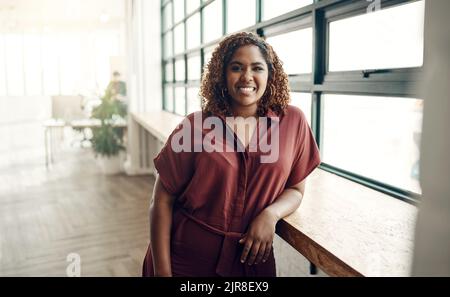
[231,96,259,107]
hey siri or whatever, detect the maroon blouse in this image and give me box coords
[142,105,321,277]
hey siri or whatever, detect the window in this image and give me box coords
[42,33,60,95]
[165,62,173,82]
[186,13,201,50]
[164,86,174,112]
[290,92,312,125]
[174,87,186,115]
[227,0,256,33]
[187,87,201,114]
[5,34,25,96]
[23,33,42,95]
[186,0,200,15]
[263,0,313,21]
[0,35,7,96]
[203,0,222,43]
[163,2,173,31]
[204,47,213,67]
[163,31,173,58]
[174,24,185,55]
[173,0,185,24]
[161,0,425,202]
[329,1,425,71]
[188,55,201,81]
[267,28,313,75]
[322,94,422,194]
[175,59,185,82]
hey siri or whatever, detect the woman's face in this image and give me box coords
[225,45,269,113]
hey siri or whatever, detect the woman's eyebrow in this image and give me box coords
[229,61,266,67]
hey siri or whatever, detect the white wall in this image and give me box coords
[124,0,162,175]
[126,0,162,113]
[412,0,450,276]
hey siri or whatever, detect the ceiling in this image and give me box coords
[0,0,126,32]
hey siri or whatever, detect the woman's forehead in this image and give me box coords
[229,45,267,64]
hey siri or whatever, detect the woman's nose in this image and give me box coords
[240,69,253,82]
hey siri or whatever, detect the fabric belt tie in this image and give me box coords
[179,208,255,276]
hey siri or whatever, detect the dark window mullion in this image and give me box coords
[256,0,262,24]
[311,92,323,151]
[223,0,227,35]
[161,0,166,110]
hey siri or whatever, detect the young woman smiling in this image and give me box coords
[142,32,321,277]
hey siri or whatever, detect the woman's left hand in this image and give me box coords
[239,209,278,265]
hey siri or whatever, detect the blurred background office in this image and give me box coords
[0,0,448,277]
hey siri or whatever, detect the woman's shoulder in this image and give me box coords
[283,105,308,123]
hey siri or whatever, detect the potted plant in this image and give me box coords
[90,92,127,174]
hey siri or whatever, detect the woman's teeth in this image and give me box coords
[238,87,255,93]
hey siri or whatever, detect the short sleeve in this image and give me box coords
[285,111,321,188]
[154,114,196,196]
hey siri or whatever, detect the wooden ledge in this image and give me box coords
[131,111,418,277]
[279,169,418,276]
[132,111,182,142]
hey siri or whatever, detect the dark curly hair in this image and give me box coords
[200,32,290,117]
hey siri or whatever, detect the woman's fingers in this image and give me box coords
[254,243,266,265]
[262,243,272,263]
[240,238,253,264]
[247,241,261,266]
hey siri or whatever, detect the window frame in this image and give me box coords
[160,0,424,204]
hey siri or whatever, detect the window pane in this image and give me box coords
[186,0,200,15]
[186,13,201,50]
[174,24,185,54]
[164,86,174,112]
[322,94,423,194]
[173,0,185,23]
[188,55,201,81]
[163,2,173,31]
[263,0,313,21]
[175,59,185,82]
[175,87,186,115]
[187,87,201,114]
[329,1,425,71]
[267,28,312,74]
[60,33,82,94]
[163,31,173,58]
[165,62,173,82]
[42,34,60,95]
[290,92,311,125]
[204,0,222,43]
[23,33,42,95]
[0,35,7,96]
[5,34,24,96]
[204,48,213,67]
[227,0,256,33]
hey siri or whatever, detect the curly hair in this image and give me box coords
[200,32,290,117]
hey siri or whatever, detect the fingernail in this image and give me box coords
[241,260,244,263]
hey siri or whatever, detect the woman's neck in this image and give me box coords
[231,104,257,118]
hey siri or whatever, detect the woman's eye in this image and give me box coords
[254,67,264,72]
[231,66,241,71]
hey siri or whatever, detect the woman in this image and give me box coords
[142,32,321,277]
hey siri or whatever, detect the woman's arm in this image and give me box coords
[239,179,306,265]
[149,175,176,276]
